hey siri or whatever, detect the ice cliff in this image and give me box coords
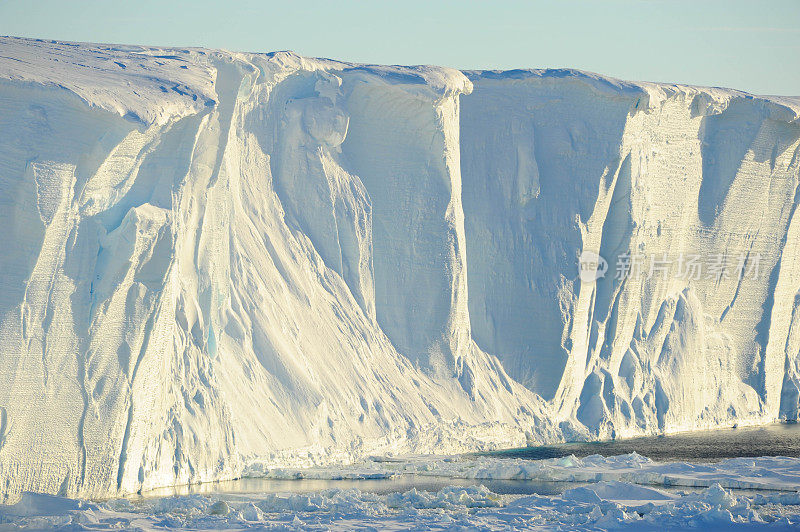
[0,37,798,499]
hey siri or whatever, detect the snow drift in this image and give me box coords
[0,37,799,499]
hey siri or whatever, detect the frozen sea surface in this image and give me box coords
[2,475,800,530]
[5,445,800,530]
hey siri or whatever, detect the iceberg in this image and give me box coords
[0,36,798,499]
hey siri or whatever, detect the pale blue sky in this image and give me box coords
[1,0,798,95]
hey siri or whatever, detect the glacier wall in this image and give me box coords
[461,70,800,440]
[0,37,798,499]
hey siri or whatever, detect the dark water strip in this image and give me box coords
[485,423,800,463]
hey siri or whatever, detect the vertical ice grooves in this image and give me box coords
[116,306,158,491]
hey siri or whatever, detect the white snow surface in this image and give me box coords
[1,36,800,500]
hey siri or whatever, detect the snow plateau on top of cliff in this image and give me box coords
[0,36,473,124]
[3,36,796,124]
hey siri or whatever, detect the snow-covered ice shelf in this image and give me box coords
[1,36,799,500]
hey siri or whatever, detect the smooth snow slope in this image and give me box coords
[0,37,799,500]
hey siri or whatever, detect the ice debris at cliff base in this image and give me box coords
[3,482,800,530]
